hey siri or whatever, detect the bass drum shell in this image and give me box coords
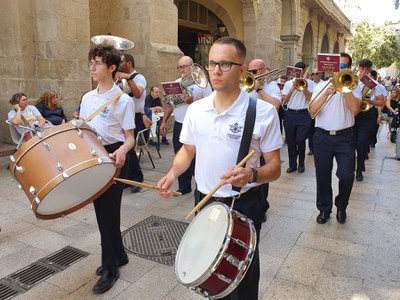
[9,122,119,219]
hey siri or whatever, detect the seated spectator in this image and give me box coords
[8,93,50,138]
[145,85,169,145]
[35,90,67,125]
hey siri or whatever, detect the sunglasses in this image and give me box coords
[248,68,262,74]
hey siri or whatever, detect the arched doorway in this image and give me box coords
[302,23,313,67]
[321,34,329,52]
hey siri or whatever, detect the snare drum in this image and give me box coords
[175,202,256,299]
[9,122,118,219]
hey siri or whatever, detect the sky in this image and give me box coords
[359,0,399,24]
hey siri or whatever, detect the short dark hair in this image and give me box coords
[370,69,378,79]
[359,59,373,69]
[88,44,121,77]
[213,36,246,61]
[123,53,135,68]
[340,52,352,68]
[294,62,307,70]
[9,93,26,105]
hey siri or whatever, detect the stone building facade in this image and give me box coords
[0,0,351,143]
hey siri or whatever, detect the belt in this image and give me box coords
[213,186,260,203]
[316,127,353,136]
[287,108,307,113]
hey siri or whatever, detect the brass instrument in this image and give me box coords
[239,68,282,93]
[162,63,208,108]
[307,69,358,119]
[293,66,310,91]
[360,86,375,113]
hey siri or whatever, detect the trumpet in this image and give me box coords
[307,69,358,119]
[239,68,282,93]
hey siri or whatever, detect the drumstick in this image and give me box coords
[185,150,256,219]
[113,178,182,197]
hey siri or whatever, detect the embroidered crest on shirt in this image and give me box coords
[227,122,242,140]
[100,106,110,118]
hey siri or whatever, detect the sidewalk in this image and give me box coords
[0,128,399,300]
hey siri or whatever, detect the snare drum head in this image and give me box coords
[176,202,229,284]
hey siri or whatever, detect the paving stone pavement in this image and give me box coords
[0,128,399,300]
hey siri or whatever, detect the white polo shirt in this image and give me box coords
[8,105,42,135]
[247,81,282,103]
[127,71,147,113]
[312,80,362,130]
[80,84,135,145]
[282,78,314,109]
[173,78,212,123]
[180,89,283,197]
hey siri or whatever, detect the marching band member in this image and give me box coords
[282,62,314,174]
[80,43,135,293]
[159,56,212,195]
[157,36,282,300]
[246,59,281,111]
[116,54,147,193]
[308,52,361,224]
[354,59,386,181]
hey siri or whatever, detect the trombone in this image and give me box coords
[293,66,310,91]
[307,68,358,119]
[239,68,282,93]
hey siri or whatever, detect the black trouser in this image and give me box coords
[93,142,128,277]
[284,109,313,169]
[173,121,194,191]
[369,107,379,147]
[194,186,268,300]
[126,112,144,183]
[313,131,355,212]
[354,111,374,173]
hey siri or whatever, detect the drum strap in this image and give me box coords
[84,90,124,122]
[232,97,257,193]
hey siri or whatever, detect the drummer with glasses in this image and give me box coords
[157,37,282,300]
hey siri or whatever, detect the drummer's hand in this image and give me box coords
[157,174,176,199]
[220,166,252,188]
[112,146,128,168]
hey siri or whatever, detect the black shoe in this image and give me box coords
[176,188,192,196]
[365,154,369,160]
[298,166,305,173]
[262,213,267,223]
[308,150,314,155]
[286,167,296,173]
[337,209,347,224]
[356,172,363,181]
[161,138,169,145]
[93,270,120,294]
[130,186,142,193]
[316,212,330,224]
[96,253,129,276]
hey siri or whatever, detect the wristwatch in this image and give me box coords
[256,88,262,92]
[249,168,258,183]
[127,74,134,81]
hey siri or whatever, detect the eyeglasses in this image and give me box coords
[89,61,106,68]
[248,68,262,74]
[311,73,320,75]
[177,65,190,70]
[205,60,242,72]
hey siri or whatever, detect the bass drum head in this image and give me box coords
[176,202,230,285]
[35,162,116,217]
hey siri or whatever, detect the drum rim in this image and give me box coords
[175,202,233,286]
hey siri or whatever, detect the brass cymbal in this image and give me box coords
[91,35,134,50]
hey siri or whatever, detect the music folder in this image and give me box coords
[161,81,183,95]
[317,53,340,73]
[360,75,377,89]
[286,66,303,78]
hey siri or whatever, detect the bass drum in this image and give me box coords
[9,122,118,219]
[175,202,256,299]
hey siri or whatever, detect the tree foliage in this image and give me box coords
[347,20,400,69]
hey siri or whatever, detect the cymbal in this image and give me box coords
[91,35,134,50]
